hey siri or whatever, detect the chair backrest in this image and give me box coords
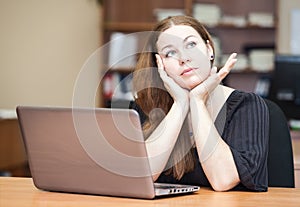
[264,99,295,187]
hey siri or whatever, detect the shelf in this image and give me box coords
[104,22,155,32]
[104,21,276,33]
[229,69,273,74]
[103,67,134,73]
[100,0,277,107]
[103,67,273,75]
[207,23,276,30]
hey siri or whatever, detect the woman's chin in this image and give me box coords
[183,82,202,91]
[175,79,203,90]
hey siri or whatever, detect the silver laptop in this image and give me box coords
[16,106,200,199]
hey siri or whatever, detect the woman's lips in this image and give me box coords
[181,68,195,75]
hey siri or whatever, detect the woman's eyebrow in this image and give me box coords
[159,35,198,52]
[183,35,197,42]
[160,44,172,52]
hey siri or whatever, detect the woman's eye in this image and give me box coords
[186,41,196,49]
[165,50,177,58]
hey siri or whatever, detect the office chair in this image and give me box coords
[264,99,295,187]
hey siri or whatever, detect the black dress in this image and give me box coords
[132,90,269,192]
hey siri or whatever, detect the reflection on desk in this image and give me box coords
[1,177,300,207]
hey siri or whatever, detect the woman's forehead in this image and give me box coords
[163,25,198,35]
[156,25,202,49]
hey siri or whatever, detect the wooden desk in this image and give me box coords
[1,177,300,207]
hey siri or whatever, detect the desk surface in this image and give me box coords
[1,177,300,207]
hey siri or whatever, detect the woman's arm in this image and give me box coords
[190,53,239,191]
[145,101,188,181]
[145,55,189,180]
[190,98,240,191]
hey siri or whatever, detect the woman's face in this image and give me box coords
[156,25,213,90]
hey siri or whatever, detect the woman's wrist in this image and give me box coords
[189,92,207,104]
[173,99,189,115]
[189,95,206,111]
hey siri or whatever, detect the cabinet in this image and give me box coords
[100,0,277,107]
[0,119,30,177]
[291,130,300,188]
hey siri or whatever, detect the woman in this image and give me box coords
[132,15,269,192]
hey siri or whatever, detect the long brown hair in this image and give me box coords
[132,16,215,179]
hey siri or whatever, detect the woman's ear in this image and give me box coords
[206,40,214,60]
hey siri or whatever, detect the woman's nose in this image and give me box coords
[179,54,191,65]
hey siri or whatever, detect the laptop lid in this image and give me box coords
[16,106,199,199]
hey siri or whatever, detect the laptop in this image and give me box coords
[16,106,200,199]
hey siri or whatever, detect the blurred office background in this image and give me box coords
[0,0,300,184]
[0,0,101,176]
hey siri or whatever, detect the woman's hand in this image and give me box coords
[190,53,237,102]
[155,54,189,109]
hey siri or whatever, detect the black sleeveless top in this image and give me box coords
[132,90,269,192]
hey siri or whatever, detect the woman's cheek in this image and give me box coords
[163,61,176,76]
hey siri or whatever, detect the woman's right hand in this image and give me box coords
[155,54,189,109]
[190,53,237,103]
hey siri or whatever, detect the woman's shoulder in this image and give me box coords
[227,90,265,104]
[226,90,267,114]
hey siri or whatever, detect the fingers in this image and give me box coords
[224,53,237,69]
[210,66,217,75]
[155,54,164,70]
[155,54,166,77]
[218,53,237,80]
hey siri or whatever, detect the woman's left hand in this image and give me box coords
[190,53,237,102]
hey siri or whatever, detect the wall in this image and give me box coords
[0,0,102,109]
[277,0,300,54]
